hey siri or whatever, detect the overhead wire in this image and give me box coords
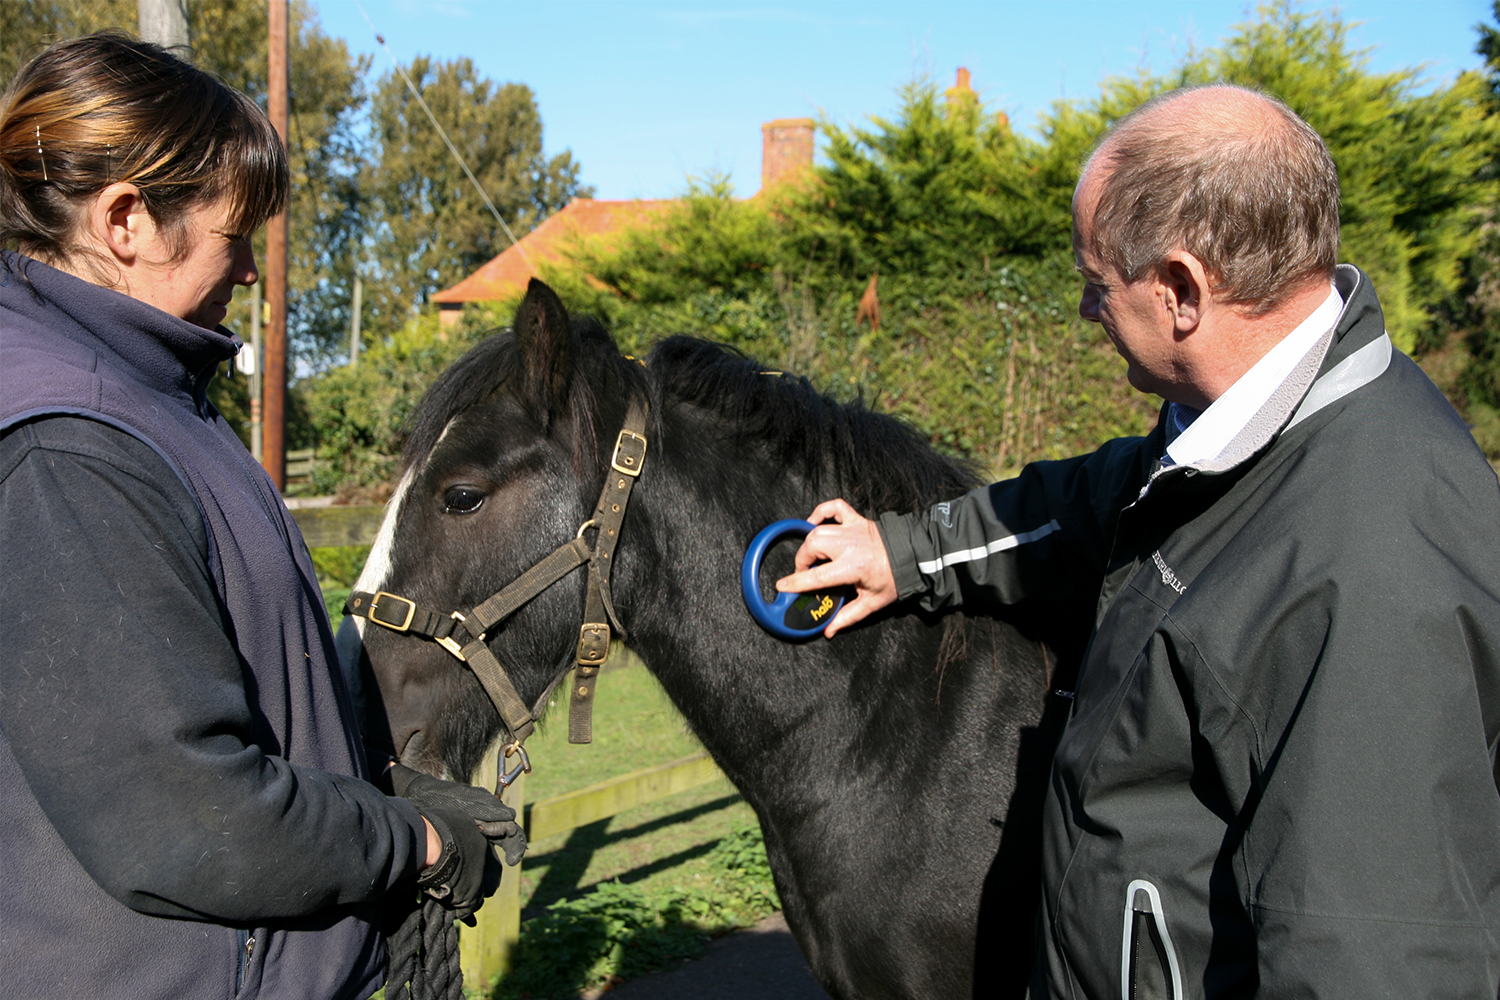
[353,0,532,268]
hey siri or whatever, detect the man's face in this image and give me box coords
[1071,168,1179,400]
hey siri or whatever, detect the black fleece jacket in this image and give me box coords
[0,417,422,920]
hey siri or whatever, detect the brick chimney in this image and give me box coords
[761,118,815,191]
[945,67,978,118]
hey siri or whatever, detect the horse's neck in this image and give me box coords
[611,452,959,799]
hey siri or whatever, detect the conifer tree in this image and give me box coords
[1460,0,1500,413]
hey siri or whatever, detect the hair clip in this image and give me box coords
[35,124,47,181]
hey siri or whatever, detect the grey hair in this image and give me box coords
[1085,84,1339,314]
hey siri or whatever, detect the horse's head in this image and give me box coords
[344,280,644,780]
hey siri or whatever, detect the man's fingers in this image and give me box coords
[778,563,837,593]
[822,596,876,638]
[806,497,855,526]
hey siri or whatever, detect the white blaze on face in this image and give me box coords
[348,417,460,638]
[348,465,417,638]
[334,465,417,681]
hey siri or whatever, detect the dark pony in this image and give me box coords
[348,281,1074,1000]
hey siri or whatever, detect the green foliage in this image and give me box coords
[300,310,495,497]
[311,545,370,627]
[362,57,590,333]
[495,824,779,1000]
[1459,1,1500,416]
[560,175,787,310]
[785,81,1070,298]
[0,0,136,82]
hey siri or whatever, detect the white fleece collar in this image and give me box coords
[1163,284,1344,469]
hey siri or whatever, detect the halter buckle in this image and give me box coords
[576,623,610,665]
[611,429,647,477]
[369,592,416,631]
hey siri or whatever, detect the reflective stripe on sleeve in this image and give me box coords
[916,519,1061,575]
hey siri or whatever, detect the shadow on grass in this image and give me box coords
[494,822,778,1000]
[523,793,744,913]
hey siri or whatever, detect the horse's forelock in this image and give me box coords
[399,321,653,484]
[400,334,521,478]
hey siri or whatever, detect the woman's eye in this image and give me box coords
[442,487,485,514]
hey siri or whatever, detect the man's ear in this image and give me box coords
[1160,251,1211,336]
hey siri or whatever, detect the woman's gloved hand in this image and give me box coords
[385,765,528,920]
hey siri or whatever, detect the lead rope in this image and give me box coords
[385,894,461,1000]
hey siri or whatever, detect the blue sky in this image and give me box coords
[312,1,1495,200]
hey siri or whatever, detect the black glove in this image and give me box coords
[387,765,527,920]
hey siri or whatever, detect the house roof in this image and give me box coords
[431,198,674,304]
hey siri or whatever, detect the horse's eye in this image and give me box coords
[442,486,486,514]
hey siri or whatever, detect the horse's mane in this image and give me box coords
[646,336,981,516]
[400,326,980,517]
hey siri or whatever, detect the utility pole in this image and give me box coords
[250,281,264,462]
[263,0,289,490]
[137,0,189,48]
[349,274,363,368]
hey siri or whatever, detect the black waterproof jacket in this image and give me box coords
[880,266,1500,998]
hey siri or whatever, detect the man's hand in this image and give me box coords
[776,499,897,638]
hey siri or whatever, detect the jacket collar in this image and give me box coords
[0,250,240,407]
[1140,264,1392,492]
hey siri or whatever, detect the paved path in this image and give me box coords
[602,912,830,999]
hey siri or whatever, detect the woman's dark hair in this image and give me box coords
[0,31,289,265]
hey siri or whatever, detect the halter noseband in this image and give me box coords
[346,396,649,792]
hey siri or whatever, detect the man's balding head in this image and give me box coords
[1080,85,1339,315]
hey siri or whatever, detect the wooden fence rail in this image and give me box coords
[288,502,385,548]
[463,747,727,989]
[285,505,728,989]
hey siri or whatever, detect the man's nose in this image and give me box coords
[1078,286,1100,322]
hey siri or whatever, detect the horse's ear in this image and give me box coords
[512,278,578,420]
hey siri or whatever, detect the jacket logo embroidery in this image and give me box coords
[1151,550,1186,594]
[933,502,953,528]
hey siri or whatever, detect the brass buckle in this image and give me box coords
[435,611,480,661]
[369,591,416,631]
[611,429,647,477]
[576,622,610,665]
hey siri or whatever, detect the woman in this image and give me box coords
[0,33,516,1000]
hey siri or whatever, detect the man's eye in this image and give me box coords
[442,487,485,514]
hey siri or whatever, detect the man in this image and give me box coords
[781,85,1500,996]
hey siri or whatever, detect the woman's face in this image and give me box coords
[130,197,259,330]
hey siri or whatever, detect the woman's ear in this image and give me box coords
[88,182,150,265]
